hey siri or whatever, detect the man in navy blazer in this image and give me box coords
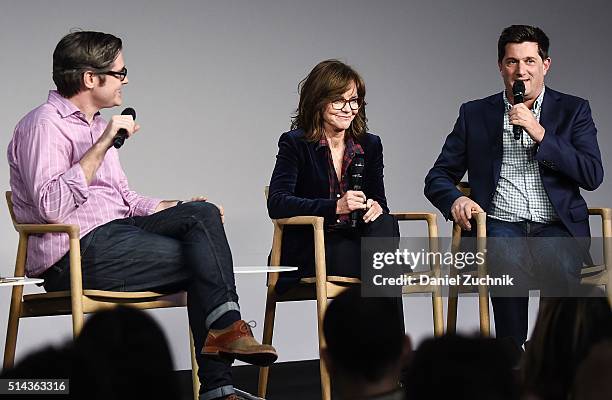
[424,25,603,346]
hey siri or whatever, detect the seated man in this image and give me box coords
[323,288,410,400]
[424,25,603,347]
[7,30,276,400]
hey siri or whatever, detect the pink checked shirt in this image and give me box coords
[7,91,161,276]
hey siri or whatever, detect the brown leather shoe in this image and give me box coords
[202,320,278,366]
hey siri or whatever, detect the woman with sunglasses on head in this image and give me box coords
[267,59,400,296]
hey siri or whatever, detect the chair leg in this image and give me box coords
[316,298,331,400]
[312,221,331,400]
[477,291,491,336]
[71,309,85,337]
[189,330,200,400]
[4,234,27,370]
[258,287,278,398]
[68,236,84,337]
[446,272,459,334]
[319,353,332,400]
[475,218,490,337]
[428,218,444,336]
[3,290,22,369]
[447,222,462,335]
[432,289,444,337]
[477,273,491,337]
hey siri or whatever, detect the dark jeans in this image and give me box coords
[486,217,583,347]
[42,202,240,400]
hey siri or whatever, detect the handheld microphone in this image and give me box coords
[512,81,525,140]
[349,154,365,228]
[113,107,136,149]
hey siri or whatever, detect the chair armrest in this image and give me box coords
[450,210,487,239]
[391,212,437,224]
[268,216,326,287]
[14,223,80,238]
[273,216,324,230]
[470,210,487,219]
[392,212,440,257]
[589,207,612,239]
[589,207,612,220]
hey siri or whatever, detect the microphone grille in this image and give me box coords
[121,107,136,120]
[512,80,525,95]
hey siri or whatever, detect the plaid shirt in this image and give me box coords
[489,86,557,223]
[317,136,364,224]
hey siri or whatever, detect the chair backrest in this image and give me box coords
[6,191,18,227]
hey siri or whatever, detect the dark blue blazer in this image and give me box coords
[267,128,389,273]
[424,88,603,237]
[268,128,389,221]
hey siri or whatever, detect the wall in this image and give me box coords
[1,0,610,369]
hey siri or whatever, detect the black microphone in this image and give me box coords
[113,107,136,149]
[512,81,525,140]
[349,154,365,228]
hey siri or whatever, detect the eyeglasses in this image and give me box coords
[331,97,362,111]
[98,66,128,82]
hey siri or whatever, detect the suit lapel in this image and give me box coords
[539,88,560,145]
[486,92,504,186]
[312,140,331,198]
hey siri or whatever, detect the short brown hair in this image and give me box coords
[498,25,549,63]
[52,30,122,98]
[291,59,368,142]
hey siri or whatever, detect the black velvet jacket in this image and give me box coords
[267,128,389,274]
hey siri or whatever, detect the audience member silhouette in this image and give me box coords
[403,334,519,400]
[521,292,612,400]
[1,306,181,399]
[323,288,410,400]
[571,340,612,400]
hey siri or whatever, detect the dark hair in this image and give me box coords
[323,288,403,382]
[403,335,519,400]
[498,25,550,63]
[291,59,368,142]
[52,30,123,98]
[521,295,612,400]
[572,340,612,400]
[73,306,178,399]
[1,307,179,399]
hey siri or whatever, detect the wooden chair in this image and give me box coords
[445,182,491,336]
[258,188,444,400]
[3,191,201,400]
[446,183,612,336]
[582,208,611,303]
[394,212,444,337]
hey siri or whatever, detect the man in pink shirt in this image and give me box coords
[7,31,275,400]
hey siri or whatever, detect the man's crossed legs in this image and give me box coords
[42,201,276,400]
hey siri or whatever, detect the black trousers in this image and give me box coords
[277,213,405,331]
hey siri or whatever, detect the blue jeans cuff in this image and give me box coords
[205,301,240,330]
[200,385,234,400]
